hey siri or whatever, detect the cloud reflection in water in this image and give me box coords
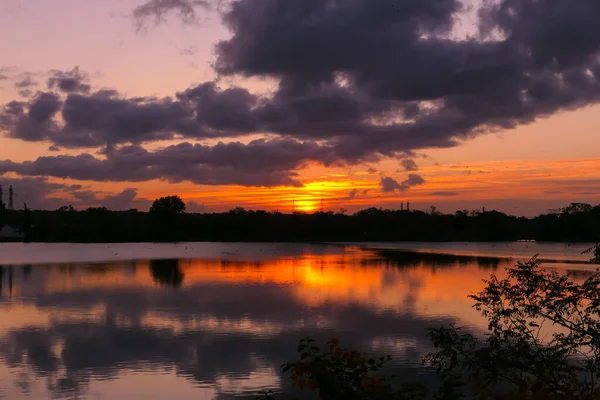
[0,244,556,399]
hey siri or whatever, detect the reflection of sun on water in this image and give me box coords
[3,250,590,400]
[5,252,555,333]
[303,265,340,287]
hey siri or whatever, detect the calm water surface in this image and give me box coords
[0,242,595,399]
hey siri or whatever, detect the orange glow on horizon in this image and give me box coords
[169,157,600,214]
[5,156,600,215]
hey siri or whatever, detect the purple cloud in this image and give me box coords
[380,174,426,193]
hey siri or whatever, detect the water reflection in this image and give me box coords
[0,265,15,297]
[149,259,185,288]
[374,249,503,270]
[0,245,591,400]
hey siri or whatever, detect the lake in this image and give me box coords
[0,242,595,399]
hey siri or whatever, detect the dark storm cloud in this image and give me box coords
[187,200,207,213]
[101,188,144,210]
[400,159,419,172]
[0,93,62,141]
[381,174,426,193]
[405,174,426,186]
[14,75,37,89]
[215,0,457,82]
[338,188,362,201]
[0,176,145,210]
[3,0,600,188]
[1,89,188,148]
[478,0,600,70]
[381,177,404,192]
[4,82,387,150]
[211,0,600,152]
[18,89,33,98]
[177,81,421,161]
[105,0,600,164]
[61,91,187,147]
[67,188,150,210]
[0,138,337,187]
[47,67,91,94]
[177,82,260,133]
[0,176,70,210]
[15,76,37,97]
[28,92,62,123]
[133,0,211,28]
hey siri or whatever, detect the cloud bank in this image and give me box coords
[0,176,148,211]
[2,0,600,194]
[380,174,426,193]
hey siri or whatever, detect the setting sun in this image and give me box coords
[294,199,319,213]
[2,0,600,399]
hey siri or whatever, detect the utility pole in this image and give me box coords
[292,198,296,213]
[8,186,14,211]
[401,202,404,211]
[407,201,410,212]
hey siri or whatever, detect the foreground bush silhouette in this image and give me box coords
[426,253,600,400]
[261,245,600,400]
[258,337,426,400]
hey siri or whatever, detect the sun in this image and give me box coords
[295,199,318,213]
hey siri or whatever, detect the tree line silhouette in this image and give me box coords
[0,196,598,243]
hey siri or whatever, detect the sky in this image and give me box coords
[1,0,600,215]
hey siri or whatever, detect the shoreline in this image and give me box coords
[0,241,594,268]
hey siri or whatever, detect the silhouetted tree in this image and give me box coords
[149,196,186,214]
[86,207,109,213]
[149,196,186,241]
[562,202,593,214]
[8,201,600,243]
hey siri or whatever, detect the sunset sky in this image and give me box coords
[1,0,600,215]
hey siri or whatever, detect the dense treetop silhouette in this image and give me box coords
[0,196,598,243]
